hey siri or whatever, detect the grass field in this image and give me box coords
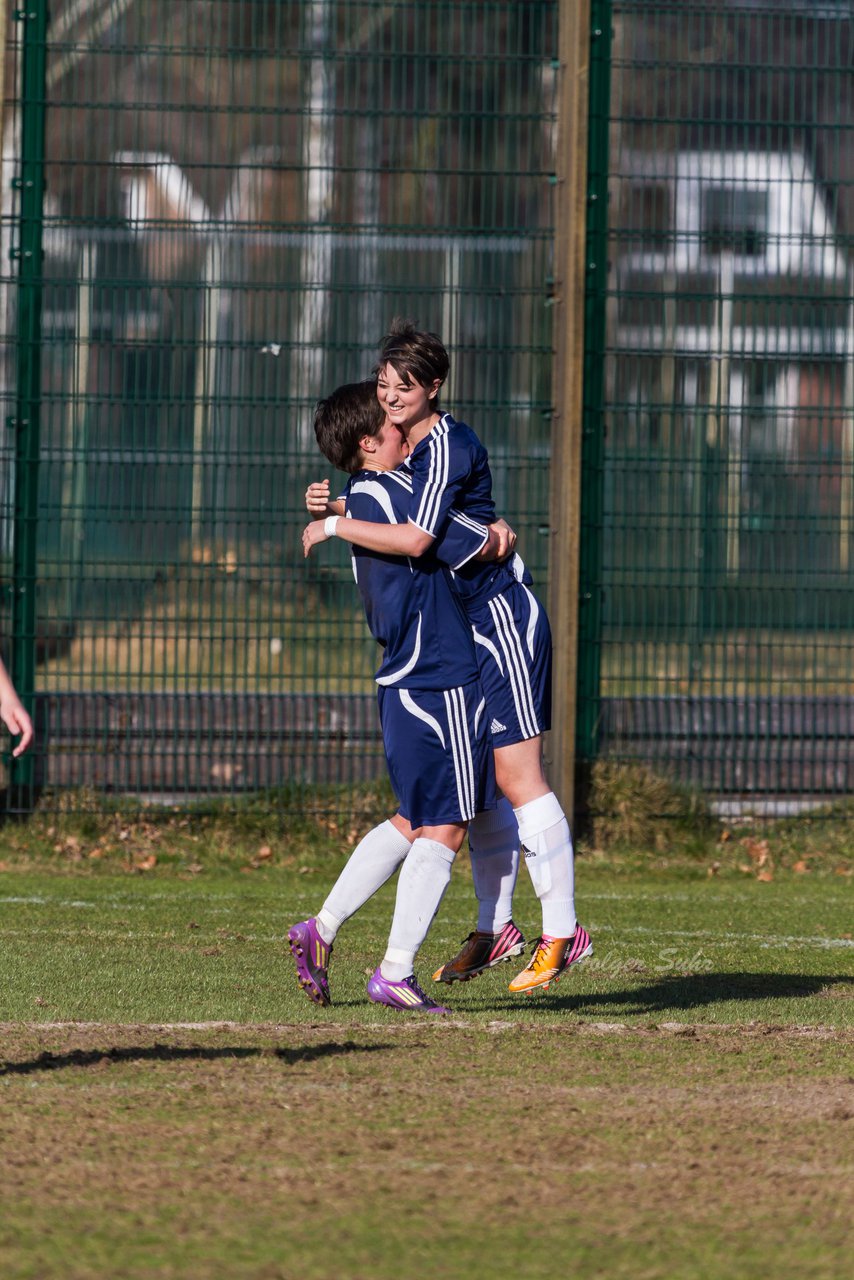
[1,840,852,1280]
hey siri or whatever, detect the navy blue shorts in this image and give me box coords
[378,680,497,827]
[467,582,553,747]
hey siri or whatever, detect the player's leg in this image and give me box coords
[430,582,548,982]
[315,811,416,943]
[367,681,494,1013]
[471,584,591,993]
[470,800,520,933]
[495,736,577,939]
[287,811,417,1007]
[377,820,466,983]
[494,733,591,992]
[432,798,526,984]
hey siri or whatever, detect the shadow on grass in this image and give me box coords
[491,972,854,1017]
[0,1040,394,1076]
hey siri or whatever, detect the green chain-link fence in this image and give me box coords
[1,1,851,819]
[1,0,557,814]
[579,0,854,813]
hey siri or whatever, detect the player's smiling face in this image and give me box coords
[376,362,441,437]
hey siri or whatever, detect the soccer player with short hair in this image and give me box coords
[303,321,591,996]
[289,379,514,1014]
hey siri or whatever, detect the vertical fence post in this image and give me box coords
[9,0,48,804]
[572,0,612,820]
[548,0,612,827]
[547,0,591,820]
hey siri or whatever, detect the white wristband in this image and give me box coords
[324,515,340,538]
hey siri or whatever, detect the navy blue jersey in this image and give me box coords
[405,413,531,607]
[344,467,486,689]
[408,413,497,532]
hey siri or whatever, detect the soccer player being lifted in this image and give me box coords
[290,379,509,1013]
[302,320,591,997]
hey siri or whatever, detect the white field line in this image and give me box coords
[7,888,844,915]
[0,929,279,942]
[588,924,854,949]
[0,894,319,913]
[0,922,851,951]
[1,918,852,953]
[0,895,250,909]
[0,896,98,907]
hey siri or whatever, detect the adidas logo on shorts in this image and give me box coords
[490,718,507,734]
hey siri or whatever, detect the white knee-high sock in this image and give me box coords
[315,820,412,944]
[514,792,577,938]
[381,837,457,980]
[468,800,520,933]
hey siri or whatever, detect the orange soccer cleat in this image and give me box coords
[508,926,592,995]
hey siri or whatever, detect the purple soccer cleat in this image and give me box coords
[366,967,450,1014]
[287,918,332,1007]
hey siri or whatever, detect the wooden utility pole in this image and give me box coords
[546,1,593,819]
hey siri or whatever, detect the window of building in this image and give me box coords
[701,187,769,258]
[630,182,672,251]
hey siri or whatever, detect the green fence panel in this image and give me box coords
[4,0,850,821]
[584,0,854,810]
[1,0,558,815]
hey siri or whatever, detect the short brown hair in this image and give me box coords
[313,380,383,474]
[377,318,449,409]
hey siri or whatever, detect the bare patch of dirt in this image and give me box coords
[1,1022,851,1279]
